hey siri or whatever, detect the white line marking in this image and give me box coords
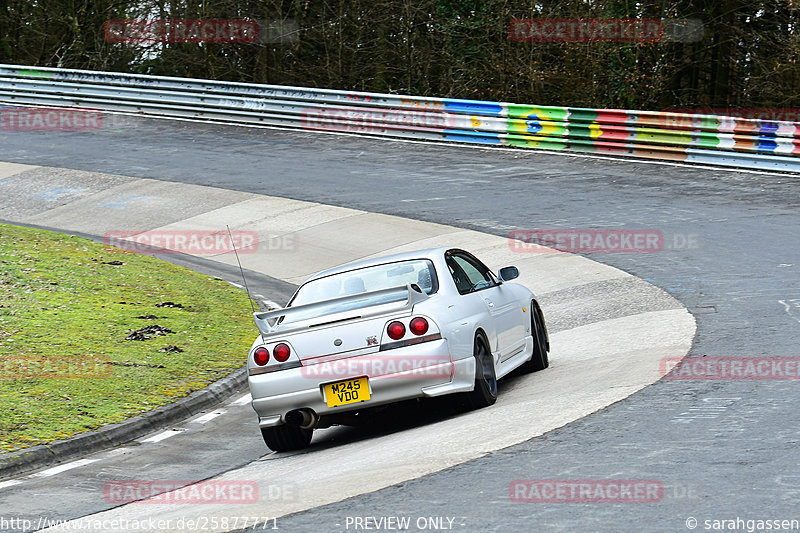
[0,480,22,490]
[400,196,466,202]
[192,410,226,424]
[227,281,243,289]
[29,458,98,478]
[233,393,252,406]
[778,300,800,324]
[140,429,183,443]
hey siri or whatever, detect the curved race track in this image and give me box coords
[1,116,799,532]
[0,160,692,528]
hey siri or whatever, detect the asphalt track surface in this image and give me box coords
[1,116,799,532]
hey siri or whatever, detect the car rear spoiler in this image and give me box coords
[253,283,428,337]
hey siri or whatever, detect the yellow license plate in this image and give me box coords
[324,377,370,408]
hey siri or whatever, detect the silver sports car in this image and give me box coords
[247,247,549,451]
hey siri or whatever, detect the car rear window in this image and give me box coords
[290,259,438,307]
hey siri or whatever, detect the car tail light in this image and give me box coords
[409,317,429,336]
[253,347,270,366]
[387,321,406,340]
[273,343,291,362]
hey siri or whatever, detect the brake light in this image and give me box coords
[387,321,406,340]
[409,317,429,336]
[253,347,270,366]
[273,343,291,362]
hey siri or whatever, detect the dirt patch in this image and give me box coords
[125,325,175,341]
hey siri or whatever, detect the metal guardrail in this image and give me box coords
[1,64,799,172]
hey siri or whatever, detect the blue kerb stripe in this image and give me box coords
[443,99,503,117]
[444,130,501,144]
[757,137,778,152]
[757,122,779,134]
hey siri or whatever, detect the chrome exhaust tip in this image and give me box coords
[285,409,318,429]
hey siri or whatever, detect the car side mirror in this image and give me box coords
[498,266,519,282]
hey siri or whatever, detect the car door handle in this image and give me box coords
[484,299,494,307]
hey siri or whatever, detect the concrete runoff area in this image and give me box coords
[0,161,694,531]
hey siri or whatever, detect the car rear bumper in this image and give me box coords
[248,339,475,427]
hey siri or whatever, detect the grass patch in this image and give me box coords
[0,223,256,452]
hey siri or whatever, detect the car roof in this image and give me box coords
[305,246,451,282]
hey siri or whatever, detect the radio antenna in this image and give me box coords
[227,225,256,314]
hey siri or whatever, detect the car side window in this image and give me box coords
[447,253,495,294]
[447,258,472,293]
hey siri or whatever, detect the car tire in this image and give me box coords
[464,333,498,410]
[261,425,313,452]
[520,302,549,373]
